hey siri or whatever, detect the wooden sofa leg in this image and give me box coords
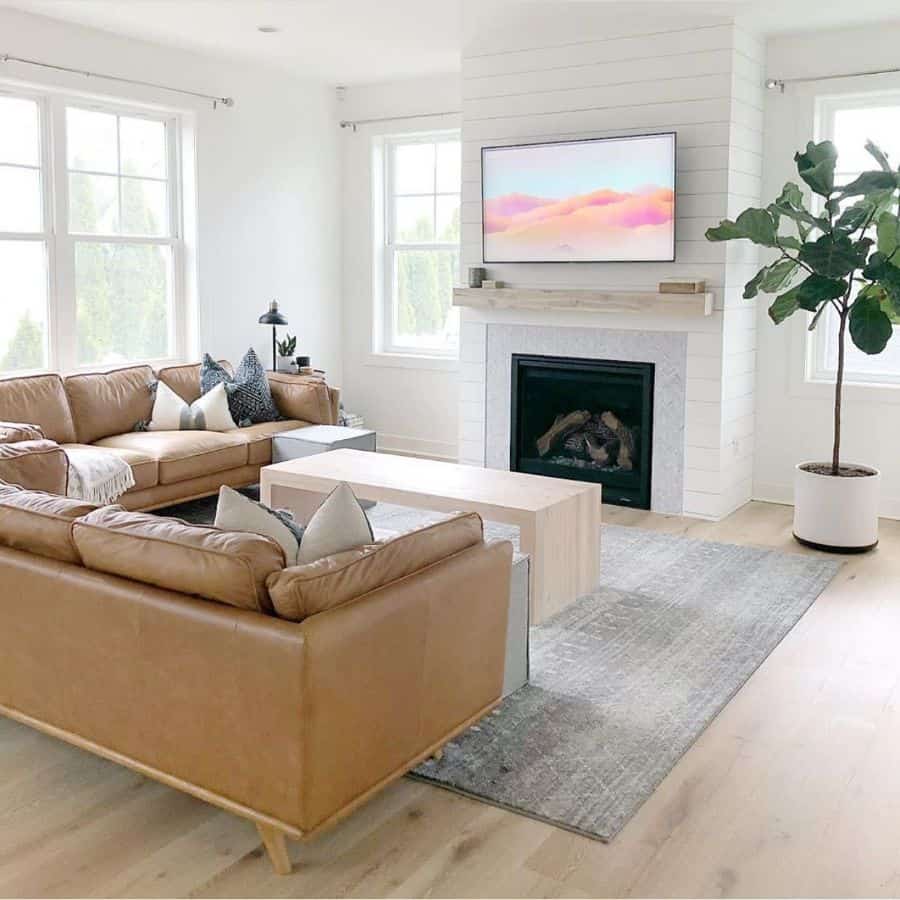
[256,823,292,875]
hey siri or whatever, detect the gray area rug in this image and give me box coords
[155,488,841,842]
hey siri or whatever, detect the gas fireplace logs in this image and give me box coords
[535,410,591,457]
[536,409,636,471]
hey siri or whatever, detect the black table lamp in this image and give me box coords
[258,300,288,372]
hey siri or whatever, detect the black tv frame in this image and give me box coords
[480,131,677,265]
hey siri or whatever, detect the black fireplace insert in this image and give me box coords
[510,353,654,508]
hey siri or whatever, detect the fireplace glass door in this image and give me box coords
[510,354,654,508]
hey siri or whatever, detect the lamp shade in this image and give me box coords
[259,299,288,326]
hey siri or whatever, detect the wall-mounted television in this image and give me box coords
[481,132,676,264]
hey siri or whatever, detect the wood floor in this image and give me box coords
[2,500,899,898]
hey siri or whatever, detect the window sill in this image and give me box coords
[365,352,459,372]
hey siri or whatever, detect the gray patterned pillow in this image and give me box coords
[200,349,280,425]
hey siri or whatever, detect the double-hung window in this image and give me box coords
[380,131,460,357]
[0,87,185,376]
[810,93,900,385]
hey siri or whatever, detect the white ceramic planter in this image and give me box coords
[793,461,881,552]
[277,357,295,373]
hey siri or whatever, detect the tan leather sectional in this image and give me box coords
[0,482,514,874]
[0,362,340,509]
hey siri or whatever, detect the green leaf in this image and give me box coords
[777,235,803,250]
[866,140,892,172]
[793,274,848,311]
[768,291,800,324]
[769,180,828,238]
[769,274,847,324]
[760,258,799,293]
[834,202,872,234]
[705,207,778,246]
[877,211,900,258]
[742,267,766,300]
[838,170,898,197]
[777,182,804,208]
[864,251,900,312]
[742,258,799,299]
[798,234,862,277]
[794,140,838,197]
[849,290,894,354]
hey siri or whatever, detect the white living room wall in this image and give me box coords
[0,6,342,379]
[340,76,461,459]
[756,22,900,517]
[458,3,763,518]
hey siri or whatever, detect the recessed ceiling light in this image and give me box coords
[257,25,280,33]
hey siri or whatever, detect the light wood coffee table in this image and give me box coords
[261,449,602,624]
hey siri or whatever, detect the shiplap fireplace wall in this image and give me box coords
[457,9,764,519]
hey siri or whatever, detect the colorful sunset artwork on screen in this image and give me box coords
[482,133,676,262]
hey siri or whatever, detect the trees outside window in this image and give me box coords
[0,89,185,376]
[381,133,460,356]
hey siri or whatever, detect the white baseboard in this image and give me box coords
[376,432,457,462]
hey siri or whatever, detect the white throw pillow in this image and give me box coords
[149,381,237,432]
[297,481,374,564]
[214,485,304,564]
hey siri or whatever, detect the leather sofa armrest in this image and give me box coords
[296,538,513,833]
[267,374,339,425]
[0,439,68,495]
[0,421,45,443]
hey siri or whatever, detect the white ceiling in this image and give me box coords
[4,0,900,86]
[2,0,462,86]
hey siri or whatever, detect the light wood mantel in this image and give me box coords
[453,286,713,317]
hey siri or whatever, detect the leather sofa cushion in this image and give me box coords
[64,366,156,444]
[0,483,94,563]
[72,506,285,612]
[0,440,69,495]
[61,444,159,492]
[157,360,233,404]
[95,431,248,484]
[0,421,44,442]
[267,375,334,425]
[0,374,76,444]
[267,512,483,622]
[226,419,306,465]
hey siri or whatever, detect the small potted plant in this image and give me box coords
[707,139,900,552]
[275,334,297,373]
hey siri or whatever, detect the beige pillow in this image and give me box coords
[214,485,303,563]
[297,482,373,564]
[149,381,236,432]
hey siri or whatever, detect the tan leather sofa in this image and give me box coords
[0,363,340,509]
[0,484,513,874]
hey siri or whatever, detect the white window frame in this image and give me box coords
[377,129,460,360]
[806,90,900,388]
[0,82,190,377]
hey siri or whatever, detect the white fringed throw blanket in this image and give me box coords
[65,446,135,505]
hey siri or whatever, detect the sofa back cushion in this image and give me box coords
[72,506,285,612]
[0,483,94,564]
[0,374,76,444]
[157,360,232,404]
[0,440,69,495]
[64,366,156,444]
[267,512,483,622]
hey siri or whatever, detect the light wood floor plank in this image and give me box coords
[2,501,898,898]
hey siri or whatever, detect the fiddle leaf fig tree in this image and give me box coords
[706,139,900,476]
